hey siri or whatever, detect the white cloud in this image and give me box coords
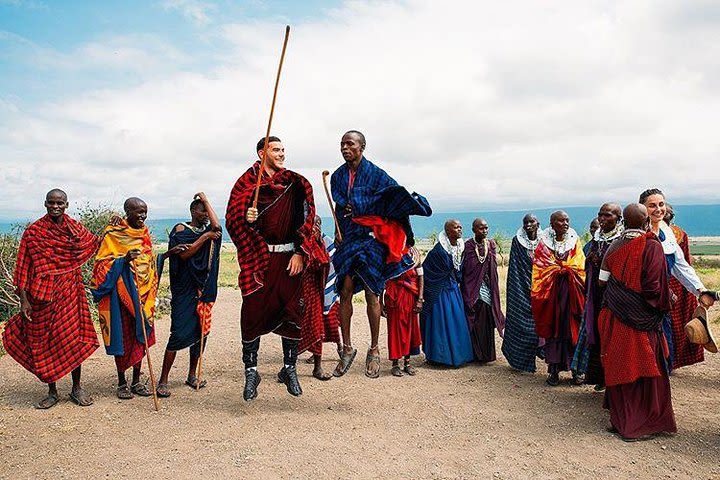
[161,0,216,26]
[2,0,720,220]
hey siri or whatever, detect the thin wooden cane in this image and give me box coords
[195,239,216,391]
[322,170,342,242]
[195,316,205,391]
[133,266,160,411]
[252,25,291,209]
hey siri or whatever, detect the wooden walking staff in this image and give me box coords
[322,170,342,242]
[195,317,206,392]
[195,239,217,391]
[252,25,291,208]
[133,266,160,412]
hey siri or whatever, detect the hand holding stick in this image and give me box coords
[133,266,160,412]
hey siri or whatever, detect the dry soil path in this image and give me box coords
[1,288,719,479]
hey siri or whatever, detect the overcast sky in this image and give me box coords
[1,0,719,219]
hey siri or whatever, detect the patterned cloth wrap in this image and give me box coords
[225,161,329,353]
[226,161,328,296]
[330,156,431,295]
[531,238,586,342]
[668,224,702,369]
[2,214,100,383]
[599,232,671,386]
[91,220,159,365]
[501,235,543,372]
[163,222,221,351]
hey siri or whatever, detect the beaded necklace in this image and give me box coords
[473,238,489,263]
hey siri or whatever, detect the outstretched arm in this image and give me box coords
[168,224,220,261]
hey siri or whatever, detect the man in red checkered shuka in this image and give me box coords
[2,189,101,409]
[226,136,329,401]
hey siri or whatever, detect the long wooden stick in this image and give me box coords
[322,170,342,242]
[252,25,291,209]
[195,236,217,391]
[195,317,205,391]
[133,267,159,412]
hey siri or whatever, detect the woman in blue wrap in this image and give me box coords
[420,220,474,367]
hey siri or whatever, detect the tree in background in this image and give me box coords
[492,231,510,267]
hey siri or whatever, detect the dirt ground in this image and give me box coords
[1,288,719,480]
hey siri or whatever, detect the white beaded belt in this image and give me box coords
[267,242,294,253]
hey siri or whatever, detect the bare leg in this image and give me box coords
[159,349,177,385]
[188,349,200,380]
[334,276,358,377]
[365,289,382,378]
[115,357,127,386]
[339,275,354,350]
[36,381,60,409]
[69,365,93,406]
[365,289,381,350]
[313,353,332,380]
[131,361,142,385]
[70,366,81,391]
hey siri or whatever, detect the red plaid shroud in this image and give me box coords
[2,215,100,383]
[226,161,328,296]
[669,225,703,369]
[226,162,329,351]
[598,233,670,386]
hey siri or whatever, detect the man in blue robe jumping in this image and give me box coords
[330,130,431,378]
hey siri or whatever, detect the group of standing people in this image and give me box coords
[420,194,718,442]
[2,132,719,444]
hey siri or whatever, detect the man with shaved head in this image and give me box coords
[420,220,474,367]
[92,197,180,399]
[597,203,676,441]
[461,218,505,363]
[572,203,622,391]
[3,189,102,408]
[330,130,431,378]
[531,210,586,386]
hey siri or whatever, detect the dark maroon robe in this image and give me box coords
[599,232,676,439]
[239,182,305,342]
[461,238,505,362]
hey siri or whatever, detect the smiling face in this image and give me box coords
[550,211,570,238]
[341,132,364,164]
[45,190,68,221]
[125,199,148,229]
[642,193,666,227]
[259,141,286,174]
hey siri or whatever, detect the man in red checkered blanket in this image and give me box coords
[226,136,329,401]
[2,189,100,409]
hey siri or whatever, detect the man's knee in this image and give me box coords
[340,277,354,300]
[365,290,379,306]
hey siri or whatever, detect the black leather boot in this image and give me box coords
[277,365,302,397]
[243,369,261,401]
